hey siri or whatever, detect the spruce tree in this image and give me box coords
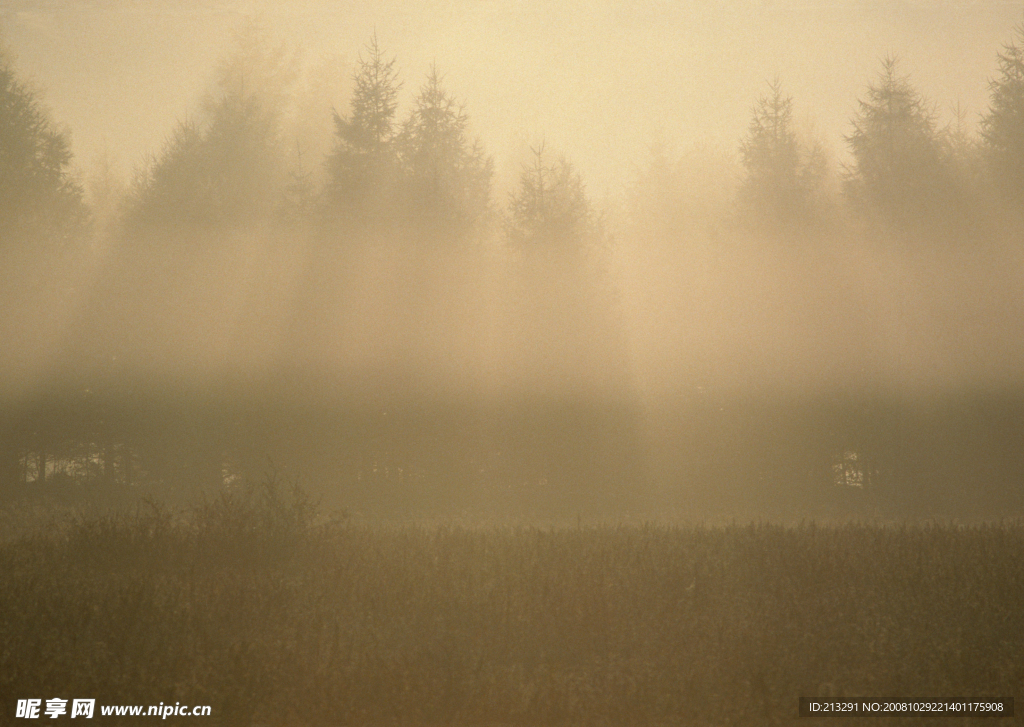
[844,56,949,227]
[739,78,825,226]
[124,24,294,230]
[397,66,492,235]
[0,49,87,249]
[324,34,402,222]
[981,22,1024,209]
[506,144,594,249]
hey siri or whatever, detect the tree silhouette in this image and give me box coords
[0,47,88,496]
[396,66,492,235]
[506,145,595,249]
[939,100,985,217]
[0,49,87,249]
[981,21,1024,209]
[739,78,826,226]
[324,34,402,223]
[124,24,295,231]
[844,56,950,227]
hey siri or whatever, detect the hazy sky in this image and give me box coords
[2,0,1022,197]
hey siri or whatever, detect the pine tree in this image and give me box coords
[0,49,87,249]
[0,46,88,496]
[124,24,295,230]
[739,79,826,226]
[980,21,1024,208]
[506,144,595,249]
[324,34,402,221]
[396,66,492,235]
[844,56,949,227]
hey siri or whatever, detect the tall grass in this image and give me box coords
[1,482,1021,725]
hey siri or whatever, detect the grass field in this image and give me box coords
[1,481,1022,725]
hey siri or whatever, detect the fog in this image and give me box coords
[3,0,1024,520]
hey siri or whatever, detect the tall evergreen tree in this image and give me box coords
[0,48,87,249]
[0,46,88,496]
[844,56,949,227]
[324,34,402,221]
[504,144,625,408]
[396,66,492,235]
[506,145,595,249]
[124,24,295,230]
[980,22,1024,209]
[739,79,826,226]
[941,100,984,211]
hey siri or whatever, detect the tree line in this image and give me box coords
[8,24,1024,261]
[111,28,596,251]
[736,41,1024,236]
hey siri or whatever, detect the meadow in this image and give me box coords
[1,480,1021,726]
